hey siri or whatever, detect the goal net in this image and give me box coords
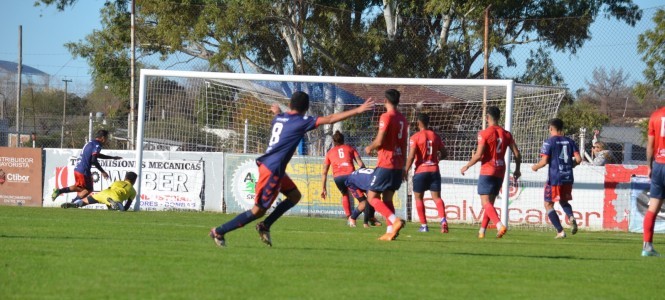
[135,70,566,228]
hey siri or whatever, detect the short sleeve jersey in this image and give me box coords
[478,125,514,178]
[324,144,360,177]
[377,110,408,170]
[344,168,375,192]
[74,140,103,176]
[92,180,136,202]
[257,112,319,176]
[409,129,445,174]
[648,107,665,164]
[539,135,579,185]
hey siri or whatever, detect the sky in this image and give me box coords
[0,0,662,96]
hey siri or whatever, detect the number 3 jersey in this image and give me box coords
[377,110,408,170]
[257,112,319,176]
[539,135,579,185]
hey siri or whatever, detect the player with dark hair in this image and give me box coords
[404,113,449,233]
[532,118,582,239]
[210,91,374,247]
[460,106,521,239]
[364,88,407,241]
[642,107,665,256]
[321,130,368,227]
[52,129,122,208]
[62,171,137,211]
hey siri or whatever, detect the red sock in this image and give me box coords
[385,199,395,214]
[481,213,490,228]
[415,200,427,225]
[483,202,501,226]
[434,198,446,219]
[369,198,393,225]
[644,210,656,243]
[342,195,351,217]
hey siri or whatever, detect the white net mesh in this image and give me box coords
[140,75,565,164]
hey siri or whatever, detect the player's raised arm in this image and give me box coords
[271,103,282,115]
[317,97,374,125]
[96,153,122,160]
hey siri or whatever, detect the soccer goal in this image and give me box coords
[134,69,565,225]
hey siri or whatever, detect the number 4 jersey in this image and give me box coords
[257,112,319,176]
[539,135,579,185]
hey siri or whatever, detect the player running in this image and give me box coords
[210,92,374,248]
[51,129,122,208]
[404,113,449,233]
[531,118,582,239]
[321,130,366,227]
[642,107,665,257]
[460,106,521,239]
[364,89,407,241]
[62,171,137,211]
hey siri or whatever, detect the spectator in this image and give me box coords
[591,130,613,166]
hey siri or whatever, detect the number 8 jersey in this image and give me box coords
[539,135,579,185]
[257,112,319,176]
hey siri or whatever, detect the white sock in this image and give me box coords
[644,242,654,251]
[479,228,486,234]
[386,225,393,233]
[388,215,397,223]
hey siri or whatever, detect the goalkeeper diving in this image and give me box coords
[61,172,138,211]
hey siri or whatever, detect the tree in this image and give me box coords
[516,47,564,86]
[557,100,610,137]
[636,9,665,98]
[37,0,642,81]
[583,67,631,116]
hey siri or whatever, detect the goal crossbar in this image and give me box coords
[134,69,516,224]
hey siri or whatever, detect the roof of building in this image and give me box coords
[0,60,49,77]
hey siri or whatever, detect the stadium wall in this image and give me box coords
[414,160,651,232]
[42,149,224,212]
[32,149,662,232]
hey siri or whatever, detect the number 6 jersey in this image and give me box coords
[257,112,320,176]
[539,135,580,185]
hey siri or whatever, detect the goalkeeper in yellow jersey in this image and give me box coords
[61,172,137,211]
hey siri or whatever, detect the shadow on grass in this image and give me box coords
[450,251,632,261]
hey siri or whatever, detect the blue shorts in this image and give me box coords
[369,168,403,192]
[412,172,441,193]
[477,175,503,196]
[333,175,350,194]
[650,163,665,200]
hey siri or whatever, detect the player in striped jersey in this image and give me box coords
[210,92,374,248]
[531,118,582,239]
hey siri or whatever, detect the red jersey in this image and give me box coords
[409,129,445,174]
[377,110,408,169]
[648,107,665,163]
[478,125,514,177]
[324,144,360,177]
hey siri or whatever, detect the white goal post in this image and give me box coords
[134,69,563,227]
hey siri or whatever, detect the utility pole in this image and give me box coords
[16,25,22,147]
[60,79,72,148]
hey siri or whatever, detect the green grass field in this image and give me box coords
[1,206,663,299]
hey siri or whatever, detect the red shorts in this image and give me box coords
[544,183,573,202]
[74,171,94,191]
[254,164,297,209]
